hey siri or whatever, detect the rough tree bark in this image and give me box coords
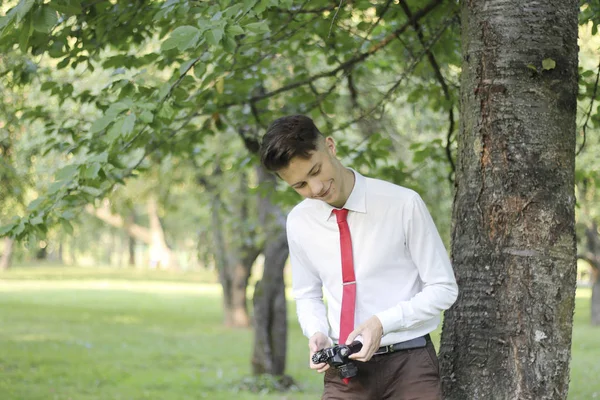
[439,1,579,399]
[251,166,290,380]
[0,237,15,270]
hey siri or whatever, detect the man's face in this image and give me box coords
[277,137,348,208]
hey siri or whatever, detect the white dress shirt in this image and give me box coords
[286,169,458,347]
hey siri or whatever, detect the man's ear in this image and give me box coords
[325,136,336,156]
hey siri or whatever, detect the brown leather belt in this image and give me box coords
[373,334,430,355]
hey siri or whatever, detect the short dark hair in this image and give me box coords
[260,115,323,172]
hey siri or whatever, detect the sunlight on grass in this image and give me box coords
[0,280,222,295]
[0,270,597,400]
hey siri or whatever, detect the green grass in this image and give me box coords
[0,268,598,399]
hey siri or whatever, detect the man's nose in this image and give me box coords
[309,180,324,197]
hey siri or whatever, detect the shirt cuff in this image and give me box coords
[376,302,411,334]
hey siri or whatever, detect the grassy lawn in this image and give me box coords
[0,267,598,400]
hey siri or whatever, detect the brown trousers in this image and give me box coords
[322,339,442,400]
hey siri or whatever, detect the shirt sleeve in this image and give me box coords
[376,193,458,333]
[287,215,331,339]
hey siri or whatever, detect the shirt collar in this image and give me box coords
[316,168,367,221]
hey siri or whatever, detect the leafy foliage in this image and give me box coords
[1,0,461,240]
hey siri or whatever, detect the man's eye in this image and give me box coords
[296,183,306,189]
[311,169,321,176]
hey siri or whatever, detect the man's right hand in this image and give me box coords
[309,332,332,373]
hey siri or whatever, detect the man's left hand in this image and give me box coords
[345,315,383,362]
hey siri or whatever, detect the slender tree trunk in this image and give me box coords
[128,236,136,266]
[583,222,600,325]
[57,243,63,264]
[251,166,290,380]
[147,197,176,269]
[0,237,15,270]
[440,2,579,399]
[126,210,136,267]
[203,168,260,328]
[210,190,236,326]
[592,267,600,326]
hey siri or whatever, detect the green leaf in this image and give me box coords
[161,25,201,51]
[106,117,125,141]
[30,214,44,225]
[158,102,175,120]
[47,180,68,194]
[206,26,224,45]
[105,102,131,118]
[18,12,33,52]
[60,219,74,235]
[33,6,58,33]
[90,115,112,133]
[0,14,14,32]
[48,0,82,15]
[245,21,270,35]
[140,110,154,123]
[157,82,171,99]
[16,0,35,23]
[80,186,104,197]
[542,58,556,71]
[122,113,136,135]
[223,4,244,18]
[0,223,13,237]
[40,81,57,91]
[180,59,196,76]
[27,197,45,211]
[227,24,244,36]
[222,34,236,53]
[57,57,70,69]
[55,164,79,181]
[89,152,109,164]
[83,163,101,179]
[193,64,207,79]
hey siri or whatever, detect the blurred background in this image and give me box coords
[1,1,599,399]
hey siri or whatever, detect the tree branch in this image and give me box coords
[222,0,444,108]
[578,253,600,270]
[399,0,456,182]
[332,14,454,135]
[577,58,600,156]
[356,0,394,53]
[85,201,152,243]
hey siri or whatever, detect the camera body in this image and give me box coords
[312,341,363,379]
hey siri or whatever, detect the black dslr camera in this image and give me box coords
[312,341,363,379]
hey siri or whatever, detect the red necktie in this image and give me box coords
[332,208,356,347]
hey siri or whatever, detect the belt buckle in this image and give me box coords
[375,344,394,356]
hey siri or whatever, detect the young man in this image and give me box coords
[259,115,458,399]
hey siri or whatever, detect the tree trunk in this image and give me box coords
[206,170,259,328]
[127,210,136,267]
[128,235,136,266]
[0,237,15,270]
[439,2,579,399]
[251,166,290,379]
[86,199,176,269]
[583,222,600,325]
[592,267,600,326]
[147,197,176,269]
